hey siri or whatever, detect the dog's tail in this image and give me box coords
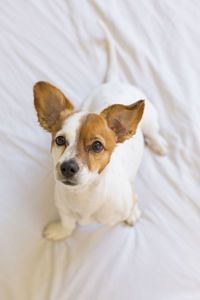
[98,20,119,82]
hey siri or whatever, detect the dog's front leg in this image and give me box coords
[43,211,76,241]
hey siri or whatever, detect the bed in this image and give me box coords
[0,1,200,299]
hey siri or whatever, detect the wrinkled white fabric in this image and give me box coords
[0,1,199,299]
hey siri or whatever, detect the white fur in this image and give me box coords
[43,21,168,240]
[53,111,87,165]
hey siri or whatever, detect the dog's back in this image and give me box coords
[82,20,168,156]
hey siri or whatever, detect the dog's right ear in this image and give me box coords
[33,81,74,132]
[101,100,145,143]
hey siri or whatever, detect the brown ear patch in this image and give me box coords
[33,81,74,132]
[100,100,145,143]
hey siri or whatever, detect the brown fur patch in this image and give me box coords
[77,114,116,173]
[101,100,145,143]
[33,81,74,133]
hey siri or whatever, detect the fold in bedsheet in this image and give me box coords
[0,1,200,299]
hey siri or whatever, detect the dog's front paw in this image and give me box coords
[124,204,141,227]
[145,134,168,156]
[43,221,73,241]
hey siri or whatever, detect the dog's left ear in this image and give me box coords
[33,81,74,132]
[101,100,145,143]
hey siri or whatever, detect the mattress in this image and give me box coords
[0,1,200,299]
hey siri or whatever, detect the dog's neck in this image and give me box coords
[57,161,110,195]
[55,154,130,208]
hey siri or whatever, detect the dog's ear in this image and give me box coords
[33,81,74,132]
[100,100,145,143]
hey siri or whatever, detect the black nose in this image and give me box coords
[60,160,79,178]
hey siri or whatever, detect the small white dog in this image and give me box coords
[34,21,167,240]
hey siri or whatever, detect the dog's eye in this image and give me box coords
[90,141,104,153]
[55,136,66,146]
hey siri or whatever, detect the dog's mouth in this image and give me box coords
[56,171,78,186]
[61,180,77,186]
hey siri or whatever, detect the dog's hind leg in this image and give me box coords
[141,100,168,156]
[125,202,141,226]
[124,186,141,226]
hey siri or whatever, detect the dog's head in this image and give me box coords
[34,82,144,187]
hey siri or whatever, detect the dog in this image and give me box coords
[33,21,168,240]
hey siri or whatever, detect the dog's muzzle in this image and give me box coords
[60,160,79,185]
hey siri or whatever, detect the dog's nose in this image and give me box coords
[60,161,79,178]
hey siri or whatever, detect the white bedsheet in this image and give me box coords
[0,1,200,299]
